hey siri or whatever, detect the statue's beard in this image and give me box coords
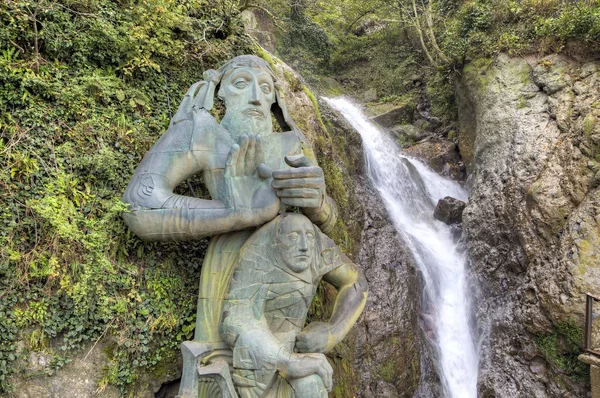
[221,110,273,141]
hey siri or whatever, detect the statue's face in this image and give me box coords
[219,66,276,138]
[276,215,315,273]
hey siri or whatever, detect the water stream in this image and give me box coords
[325,97,479,398]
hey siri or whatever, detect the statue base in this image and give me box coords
[176,341,237,398]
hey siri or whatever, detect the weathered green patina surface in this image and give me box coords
[122,55,367,398]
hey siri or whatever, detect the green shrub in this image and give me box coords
[459,0,493,36]
[535,3,600,45]
[0,0,254,393]
[536,319,588,382]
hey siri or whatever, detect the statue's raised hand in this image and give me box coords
[272,155,325,210]
[224,135,279,224]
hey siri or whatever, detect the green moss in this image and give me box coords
[379,358,396,383]
[330,354,358,397]
[150,349,177,379]
[472,57,494,71]
[302,84,328,134]
[104,344,116,361]
[367,92,417,122]
[311,137,353,252]
[371,334,420,390]
[282,68,302,92]
[397,134,415,149]
[584,113,596,136]
[426,71,458,122]
[255,44,278,71]
[317,77,344,97]
[573,226,600,276]
[536,319,589,382]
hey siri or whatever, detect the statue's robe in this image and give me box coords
[219,218,344,398]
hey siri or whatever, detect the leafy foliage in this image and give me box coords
[437,0,600,64]
[283,0,333,65]
[536,319,588,381]
[263,0,600,122]
[0,0,254,393]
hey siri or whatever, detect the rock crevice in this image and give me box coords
[457,54,599,397]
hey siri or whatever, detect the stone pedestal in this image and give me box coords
[592,365,600,398]
[579,353,600,397]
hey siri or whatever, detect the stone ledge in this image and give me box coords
[579,353,600,367]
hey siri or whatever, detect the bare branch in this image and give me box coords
[345,8,376,34]
[411,0,437,66]
[9,39,25,53]
[54,3,96,17]
[424,0,449,63]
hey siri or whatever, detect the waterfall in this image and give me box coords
[325,97,479,398]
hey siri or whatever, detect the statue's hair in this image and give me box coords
[191,54,308,146]
[275,212,318,238]
[217,55,279,89]
[237,213,323,272]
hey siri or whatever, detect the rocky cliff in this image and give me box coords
[321,104,426,397]
[457,54,599,397]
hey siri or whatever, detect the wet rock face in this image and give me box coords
[433,196,466,225]
[457,54,599,397]
[403,140,465,181]
[323,105,425,398]
[353,175,423,398]
[370,105,414,128]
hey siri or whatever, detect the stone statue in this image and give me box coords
[121,55,367,397]
[221,213,367,397]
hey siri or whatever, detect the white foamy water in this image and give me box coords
[325,97,479,398]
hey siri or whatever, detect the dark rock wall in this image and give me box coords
[457,54,599,397]
[321,105,425,398]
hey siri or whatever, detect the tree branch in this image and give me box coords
[345,8,375,34]
[424,0,449,63]
[32,7,39,73]
[411,0,437,66]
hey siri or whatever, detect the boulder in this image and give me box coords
[363,88,378,103]
[402,139,465,180]
[370,104,413,128]
[433,196,466,225]
[413,118,433,132]
[389,124,430,146]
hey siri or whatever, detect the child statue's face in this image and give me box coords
[276,215,316,273]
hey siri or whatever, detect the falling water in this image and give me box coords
[325,97,479,398]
